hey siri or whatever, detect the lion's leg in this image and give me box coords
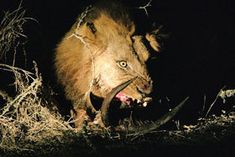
[72,108,89,130]
[93,111,105,128]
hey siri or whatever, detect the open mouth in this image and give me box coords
[98,78,151,126]
[115,92,152,108]
[90,91,152,111]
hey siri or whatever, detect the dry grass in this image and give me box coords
[0,62,75,152]
[0,1,33,65]
[0,2,76,153]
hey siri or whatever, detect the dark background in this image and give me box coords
[0,0,234,122]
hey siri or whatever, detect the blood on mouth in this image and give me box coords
[115,92,132,105]
[115,92,152,107]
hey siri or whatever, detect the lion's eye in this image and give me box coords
[118,60,128,68]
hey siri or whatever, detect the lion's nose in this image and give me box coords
[137,80,152,96]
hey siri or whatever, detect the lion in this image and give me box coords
[55,1,160,129]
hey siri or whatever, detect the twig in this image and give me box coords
[67,6,96,107]
[205,95,219,117]
[138,0,152,16]
[200,94,206,116]
[0,0,36,64]
[205,87,226,117]
[76,5,92,29]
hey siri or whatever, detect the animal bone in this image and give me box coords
[101,77,137,126]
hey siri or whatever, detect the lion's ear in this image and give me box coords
[72,21,97,40]
[128,23,135,36]
[86,22,97,34]
[70,21,97,46]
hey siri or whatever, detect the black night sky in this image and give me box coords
[0,0,235,120]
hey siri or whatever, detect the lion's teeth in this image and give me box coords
[93,120,99,124]
[143,97,152,102]
[143,102,148,107]
[137,100,141,103]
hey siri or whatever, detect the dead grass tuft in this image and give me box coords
[0,1,35,65]
[0,2,76,152]
[0,62,75,151]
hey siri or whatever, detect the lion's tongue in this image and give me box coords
[115,93,131,105]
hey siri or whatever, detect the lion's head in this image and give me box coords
[55,1,160,126]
